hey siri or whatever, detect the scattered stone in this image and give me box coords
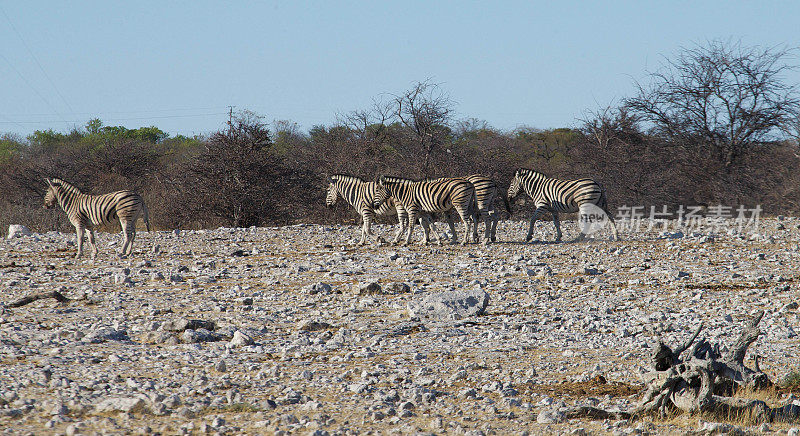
[306,282,332,295]
[7,224,31,239]
[95,397,146,414]
[407,289,490,320]
[384,282,412,294]
[353,281,383,295]
[229,330,254,347]
[536,408,565,424]
[297,319,333,332]
[162,318,216,332]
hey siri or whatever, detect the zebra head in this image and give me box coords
[325,176,339,207]
[43,178,59,209]
[507,170,523,200]
[373,176,391,209]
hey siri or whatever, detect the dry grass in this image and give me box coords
[780,369,800,393]
[518,375,642,399]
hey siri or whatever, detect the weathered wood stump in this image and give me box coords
[564,310,800,423]
[7,290,71,308]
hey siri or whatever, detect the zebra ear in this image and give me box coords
[377,175,385,185]
[45,178,53,187]
[327,175,335,184]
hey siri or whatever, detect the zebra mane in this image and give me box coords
[379,175,414,184]
[331,174,366,184]
[48,178,83,194]
[517,168,545,178]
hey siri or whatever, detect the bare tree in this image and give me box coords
[337,97,396,156]
[624,40,800,169]
[394,81,454,177]
[581,106,641,151]
[186,110,281,227]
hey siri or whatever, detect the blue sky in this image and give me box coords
[1,1,798,137]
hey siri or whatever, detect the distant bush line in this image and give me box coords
[1,108,798,234]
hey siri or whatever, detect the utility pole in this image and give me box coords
[227,106,235,133]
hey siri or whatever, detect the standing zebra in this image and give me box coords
[426,175,511,244]
[374,176,477,246]
[507,169,619,242]
[463,174,511,243]
[43,178,151,259]
[326,174,406,245]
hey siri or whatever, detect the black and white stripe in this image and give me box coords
[374,176,477,246]
[44,178,150,258]
[463,174,511,243]
[507,169,618,242]
[326,174,405,245]
[425,174,510,244]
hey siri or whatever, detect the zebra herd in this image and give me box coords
[326,168,619,246]
[40,169,619,259]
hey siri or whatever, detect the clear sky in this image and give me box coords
[1,1,798,138]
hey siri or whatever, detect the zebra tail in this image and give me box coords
[142,201,151,232]
[501,193,512,216]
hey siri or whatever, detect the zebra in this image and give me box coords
[374,176,477,246]
[507,168,619,242]
[326,174,407,245]
[425,175,511,244]
[43,178,151,259]
[463,174,511,243]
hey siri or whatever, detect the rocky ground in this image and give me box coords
[1,217,799,435]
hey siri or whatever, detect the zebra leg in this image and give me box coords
[127,227,137,256]
[403,209,418,246]
[552,211,563,242]
[489,209,499,242]
[423,214,444,245]
[365,216,385,245]
[358,211,370,246]
[88,228,98,260]
[572,204,594,242]
[74,225,85,258]
[418,215,437,246]
[525,207,543,242]
[481,208,492,245]
[605,208,620,241]
[445,213,458,244]
[392,207,408,245]
[456,208,472,246]
[119,221,134,258]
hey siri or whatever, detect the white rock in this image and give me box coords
[95,397,146,413]
[407,289,490,320]
[536,408,565,424]
[229,330,254,347]
[7,224,31,239]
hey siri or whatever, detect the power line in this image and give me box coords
[0,112,229,124]
[0,52,69,128]
[0,107,224,117]
[0,5,76,118]
[0,113,27,131]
